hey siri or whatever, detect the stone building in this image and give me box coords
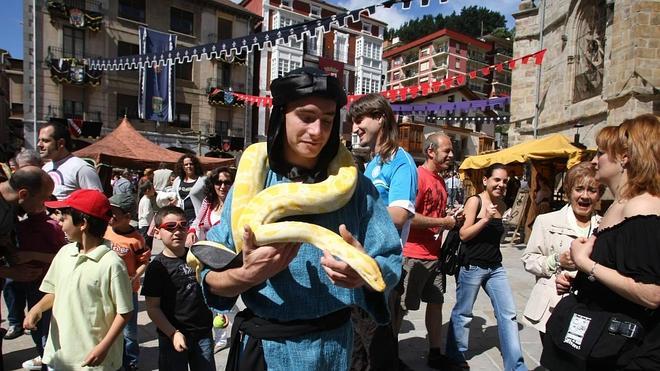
[22,0,260,154]
[509,0,659,147]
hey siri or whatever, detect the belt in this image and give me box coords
[608,317,643,340]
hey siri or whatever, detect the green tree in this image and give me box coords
[388,6,509,43]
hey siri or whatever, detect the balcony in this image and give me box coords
[46,105,103,123]
[47,47,103,86]
[206,78,246,107]
[46,0,103,31]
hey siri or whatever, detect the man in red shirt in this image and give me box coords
[400,132,464,369]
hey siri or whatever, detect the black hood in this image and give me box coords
[267,67,347,178]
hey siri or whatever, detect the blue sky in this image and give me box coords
[0,0,517,60]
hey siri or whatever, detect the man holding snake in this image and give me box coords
[194,67,402,370]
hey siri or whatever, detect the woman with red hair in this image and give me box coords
[542,114,660,370]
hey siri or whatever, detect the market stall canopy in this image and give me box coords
[459,134,587,170]
[74,117,233,169]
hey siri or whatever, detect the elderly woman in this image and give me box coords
[521,162,603,337]
[541,114,660,370]
[172,154,206,224]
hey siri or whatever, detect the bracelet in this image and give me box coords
[587,262,598,282]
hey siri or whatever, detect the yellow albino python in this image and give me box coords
[187,142,386,291]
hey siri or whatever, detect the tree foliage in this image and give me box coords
[385,6,510,42]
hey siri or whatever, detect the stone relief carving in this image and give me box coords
[573,0,606,103]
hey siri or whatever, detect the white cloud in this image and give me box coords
[335,0,409,29]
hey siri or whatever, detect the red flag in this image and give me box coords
[469,70,477,79]
[508,59,517,69]
[495,63,504,72]
[455,75,466,86]
[67,118,82,137]
[522,55,531,64]
[535,49,547,65]
[410,86,419,99]
[481,67,491,76]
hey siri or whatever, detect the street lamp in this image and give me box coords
[573,122,584,145]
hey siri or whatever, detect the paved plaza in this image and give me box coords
[2,241,543,371]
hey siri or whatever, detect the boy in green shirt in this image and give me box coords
[24,189,133,370]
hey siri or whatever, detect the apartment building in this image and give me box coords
[241,0,387,141]
[23,0,259,153]
[383,28,512,99]
[0,51,24,160]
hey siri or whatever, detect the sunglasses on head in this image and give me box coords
[213,179,233,186]
[158,220,189,232]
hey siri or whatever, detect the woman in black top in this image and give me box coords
[543,114,660,370]
[445,164,528,371]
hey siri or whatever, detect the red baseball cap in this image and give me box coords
[45,189,112,222]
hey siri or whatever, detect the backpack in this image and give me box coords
[440,195,482,277]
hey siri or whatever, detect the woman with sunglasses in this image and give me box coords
[186,167,233,247]
[541,114,660,370]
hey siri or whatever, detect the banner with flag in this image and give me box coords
[138,27,176,122]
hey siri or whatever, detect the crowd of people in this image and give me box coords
[0,67,657,371]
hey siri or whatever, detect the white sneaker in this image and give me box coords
[22,356,42,370]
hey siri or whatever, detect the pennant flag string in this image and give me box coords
[229,49,545,107]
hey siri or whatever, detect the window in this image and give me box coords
[420,47,430,57]
[215,120,229,137]
[357,70,381,94]
[171,7,194,35]
[275,13,303,49]
[306,29,322,56]
[117,41,139,57]
[281,0,292,8]
[362,22,371,35]
[116,94,139,119]
[218,18,232,41]
[172,103,192,128]
[175,62,193,81]
[218,62,231,87]
[420,61,430,71]
[118,0,145,23]
[455,59,461,69]
[334,32,348,63]
[310,5,321,17]
[63,100,83,119]
[276,58,301,77]
[11,103,23,115]
[63,27,84,59]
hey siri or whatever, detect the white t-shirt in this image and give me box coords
[42,155,103,200]
[138,195,156,228]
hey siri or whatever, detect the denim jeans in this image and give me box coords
[446,265,527,371]
[3,278,26,327]
[123,293,140,369]
[157,331,215,371]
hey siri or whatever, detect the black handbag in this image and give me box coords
[542,293,644,368]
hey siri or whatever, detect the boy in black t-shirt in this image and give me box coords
[141,206,215,370]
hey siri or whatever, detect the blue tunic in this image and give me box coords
[202,170,402,370]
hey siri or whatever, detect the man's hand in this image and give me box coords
[452,207,465,223]
[320,225,367,289]
[81,343,110,367]
[556,271,574,295]
[23,308,42,331]
[240,225,301,286]
[172,331,188,352]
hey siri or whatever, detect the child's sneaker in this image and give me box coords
[21,355,42,370]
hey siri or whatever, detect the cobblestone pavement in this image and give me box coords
[2,241,543,370]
